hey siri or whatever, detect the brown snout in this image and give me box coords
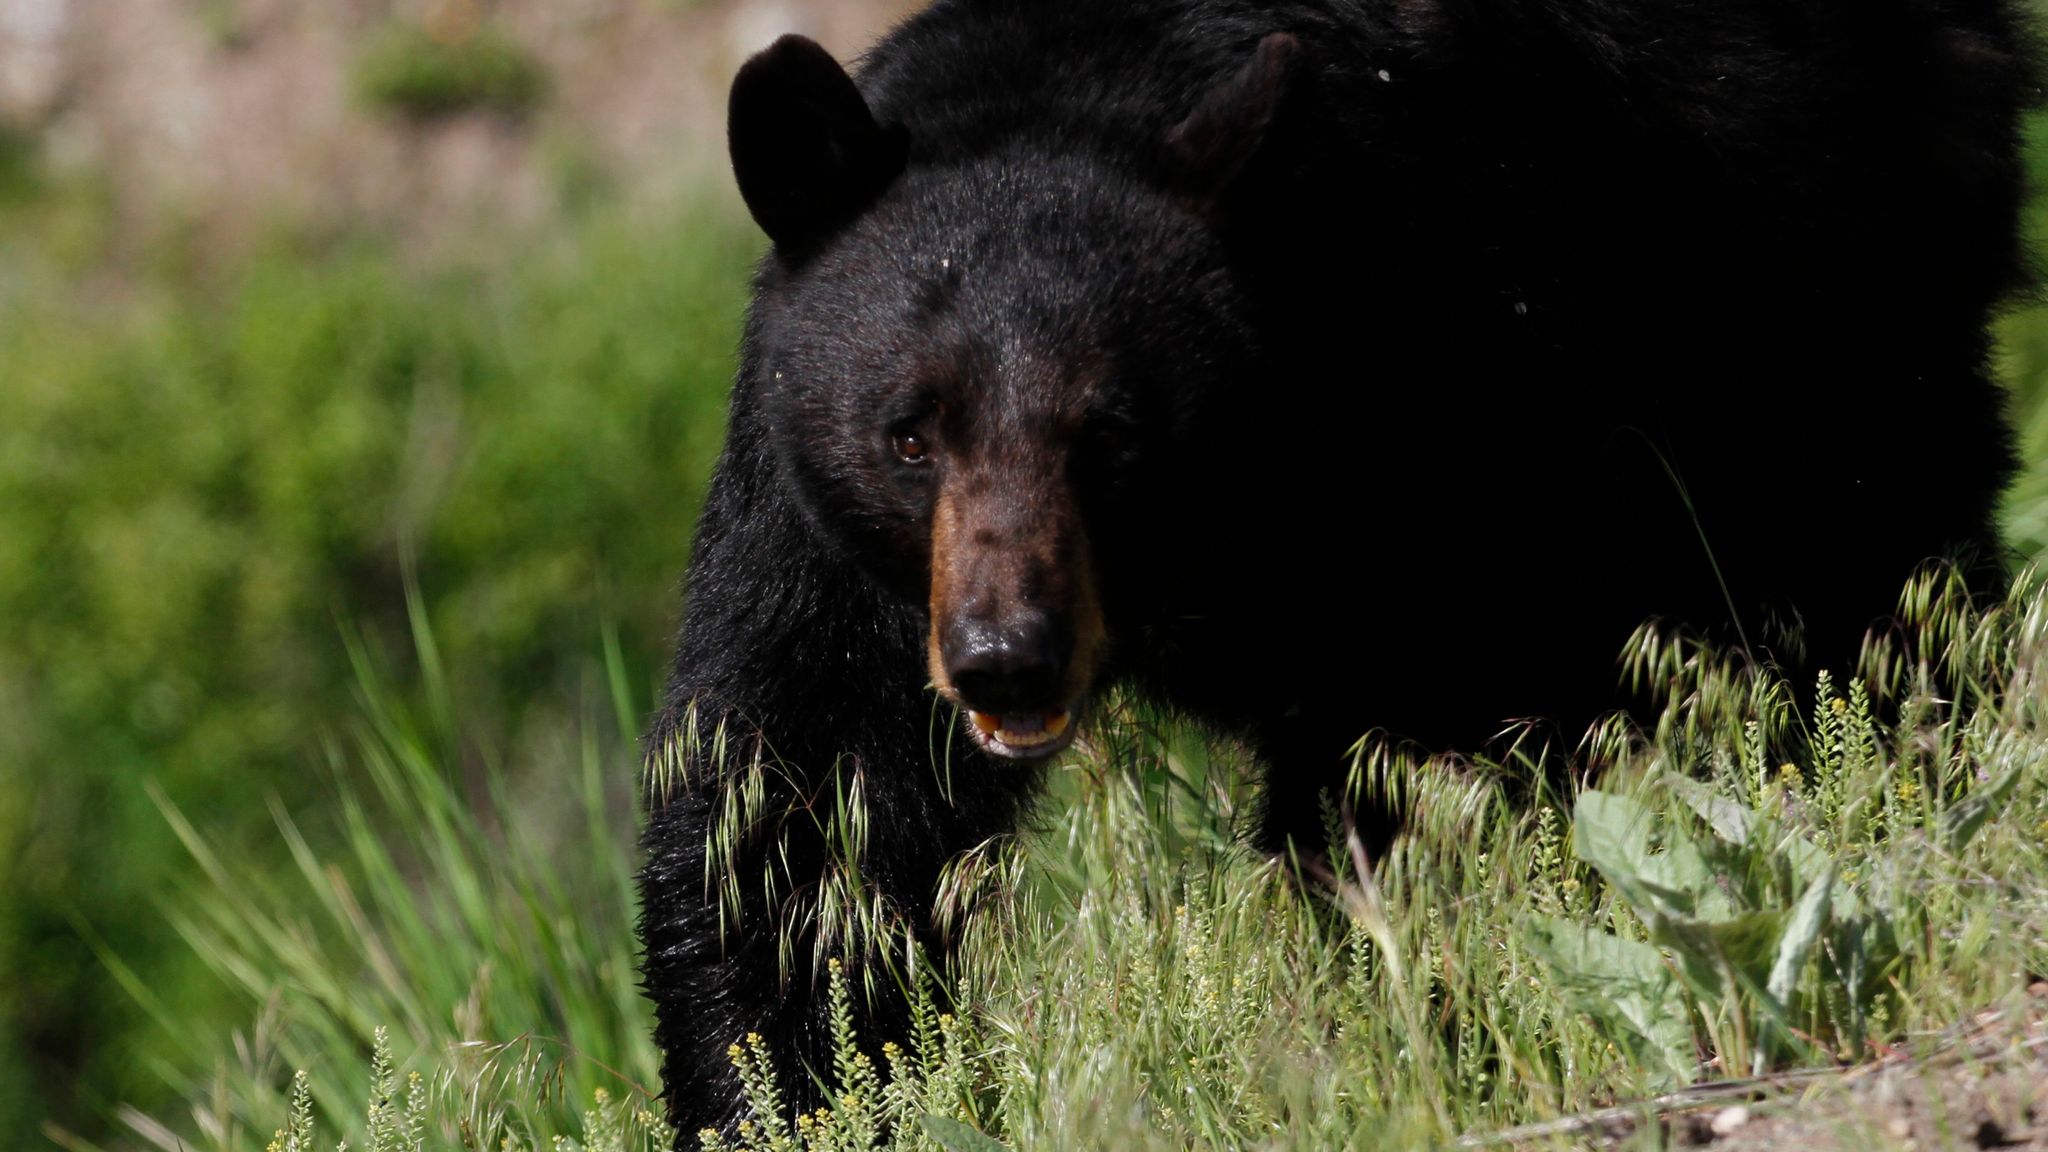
[927,477,1103,750]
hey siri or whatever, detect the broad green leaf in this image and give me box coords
[1831,911,1903,1016]
[1665,776,1754,844]
[1575,790,1654,871]
[1574,791,1724,919]
[923,1115,1011,1152]
[1774,828,1837,905]
[1573,790,1668,913]
[1939,746,2033,853]
[1649,910,1784,1003]
[1767,864,1834,1010]
[1653,836,1734,921]
[1525,914,1697,1088]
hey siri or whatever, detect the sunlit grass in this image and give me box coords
[93,566,2048,1151]
[1,186,756,1144]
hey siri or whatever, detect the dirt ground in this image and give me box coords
[1695,1035,2048,1152]
[1468,992,2048,1152]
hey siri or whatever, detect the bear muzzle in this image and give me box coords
[940,611,1081,758]
[925,490,1103,760]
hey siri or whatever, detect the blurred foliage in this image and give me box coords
[353,19,549,121]
[0,159,756,1141]
[1994,109,2048,564]
[0,124,38,205]
[123,624,661,1152]
[1995,306,2048,560]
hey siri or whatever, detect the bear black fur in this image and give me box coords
[639,0,2033,1139]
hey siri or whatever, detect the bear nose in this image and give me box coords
[945,611,1067,715]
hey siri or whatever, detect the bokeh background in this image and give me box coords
[0,0,918,1144]
[0,0,2044,1147]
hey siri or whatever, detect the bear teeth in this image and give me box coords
[967,709,1074,755]
[998,724,1056,747]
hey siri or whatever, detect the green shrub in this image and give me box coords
[0,122,38,204]
[0,199,756,1145]
[1997,301,2048,564]
[1995,107,2048,565]
[352,22,548,121]
[125,628,660,1152]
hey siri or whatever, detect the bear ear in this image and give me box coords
[1165,32,1299,200]
[728,34,908,259]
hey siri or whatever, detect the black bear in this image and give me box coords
[639,0,2030,1138]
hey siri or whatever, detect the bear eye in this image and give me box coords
[892,430,931,465]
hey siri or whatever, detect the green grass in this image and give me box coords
[88,566,2048,1151]
[0,190,756,1144]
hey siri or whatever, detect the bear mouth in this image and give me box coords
[966,708,1077,759]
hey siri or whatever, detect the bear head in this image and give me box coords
[727,32,1296,760]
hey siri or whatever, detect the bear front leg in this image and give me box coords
[637,416,1038,1144]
